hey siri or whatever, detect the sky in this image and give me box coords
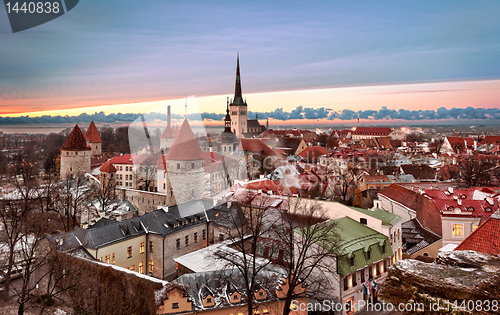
[1,0,500,124]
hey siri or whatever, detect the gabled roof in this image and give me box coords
[402,218,442,255]
[61,125,91,151]
[480,136,500,146]
[400,164,436,180]
[100,161,117,172]
[454,211,500,255]
[165,119,205,161]
[239,139,277,156]
[299,146,329,162]
[85,121,102,143]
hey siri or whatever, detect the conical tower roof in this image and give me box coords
[100,161,117,172]
[85,121,102,143]
[231,53,246,106]
[61,125,90,151]
[160,126,174,139]
[165,119,205,161]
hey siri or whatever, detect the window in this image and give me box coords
[172,302,179,309]
[203,229,206,240]
[185,235,189,246]
[259,291,264,297]
[349,256,355,267]
[130,265,135,271]
[176,238,180,250]
[127,246,132,258]
[149,241,154,252]
[140,242,145,254]
[207,298,212,303]
[177,163,180,169]
[361,269,365,281]
[194,232,198,243]
[139,262,143,274]
[192,162,195,169]
[149,260,154,273]
[105,255,110,264]
[472,224,479,231]
[343,277,348,290]
[382,244,386,254]
[112,253,115,264]
[366,249,371,260]
[233,294,238,299]
[383,260,388,272]
[452,224,464,236]
[360,218,367,225]
[219,234,224,242]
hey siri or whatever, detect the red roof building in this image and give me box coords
[61,125,90,151]
[299,146,329,163]
[165,119,205,161]
[239,139,278,156]
[85,121,102,143]
[100,161,117,173]
[454,211,500,255]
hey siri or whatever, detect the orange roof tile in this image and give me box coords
[100,161,117,172]
[455,211,500,255]
[61,125,91,151]
[84,121,102,143]
[165,119,205,161]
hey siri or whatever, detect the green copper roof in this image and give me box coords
[350,206,402,226]
[299,216,393,276]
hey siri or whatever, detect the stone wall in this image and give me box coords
[60,149,91,180]
[166,159,204,205]
[118,188,173,215]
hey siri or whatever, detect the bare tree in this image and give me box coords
[274,198,341,315]
[52,176,95,232]
[135,154,159,192]
[213,197,276,315]
[460,154,494,187]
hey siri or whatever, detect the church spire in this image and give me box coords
[232,52,245,105]
[224,97,231,131]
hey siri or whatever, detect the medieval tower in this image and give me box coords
[229,53,248,138]
[164,119,205,205]
[60,125,91,180]
[160,105,175,151]
[84,121,102,155]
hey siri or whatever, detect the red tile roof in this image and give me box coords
[61,125,91,151]
[100,161,117,172]
[445,136,476,149]
[352,127,392,136]
[160,126,174,139]
[84,121,102,143]
[239,139,277,156]
[299,146,329,162]
[454,211,500,255]
[165,119,205,161]
[480,136,500,146]
[109,154,144,165]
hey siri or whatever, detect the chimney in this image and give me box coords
[167,105,171,129]
[485,143,489,152]
[452,157,457,165]
[457,199,462,206]
[486,197,494,206]
[448,187,454,194]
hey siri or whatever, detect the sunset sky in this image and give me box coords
[1,1,500,124]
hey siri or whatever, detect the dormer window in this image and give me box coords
[485,207,492,212]
[207,298,212,303]
[360,218,367,225]
[174,223,180,228]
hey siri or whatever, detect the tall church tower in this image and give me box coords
[229,53,248,138]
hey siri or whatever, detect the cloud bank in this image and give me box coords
[1,106,500,125]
